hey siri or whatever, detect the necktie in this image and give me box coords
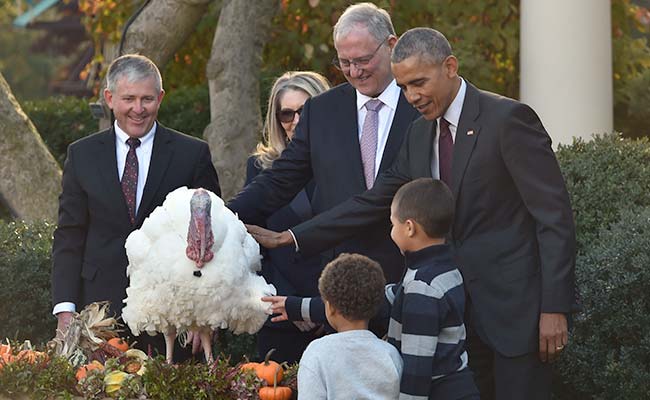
[360,99,384,189]
[439,118,453,188]
[121,137,141,225]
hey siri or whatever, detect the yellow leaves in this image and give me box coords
[104,370,129,394]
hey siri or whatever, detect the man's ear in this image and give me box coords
[387,34,398,50]
[443,55,459,78]
[103,88,114,109]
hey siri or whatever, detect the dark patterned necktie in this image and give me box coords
[439,118,453,187]
[121,137,141,225]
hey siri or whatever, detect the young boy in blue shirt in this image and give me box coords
[264,178,479,399]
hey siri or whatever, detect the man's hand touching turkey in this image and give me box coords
[245,225,294,249]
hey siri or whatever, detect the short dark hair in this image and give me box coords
[391,27,452,64]
[318,253,386,321]
[392,178,454,238]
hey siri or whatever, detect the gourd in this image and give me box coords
[240,349,284,385]
[259,385,292,400]
[107,337,129,352]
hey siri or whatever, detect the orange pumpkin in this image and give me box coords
[16,349,48,364]
[259,386,292,400]
[0,352,14,370]
[107,337,129,353]
[75,360,105,381]
[255,349,284,385]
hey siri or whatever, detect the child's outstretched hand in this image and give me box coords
[262,296,289,322]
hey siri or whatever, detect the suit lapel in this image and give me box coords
[95,128,131,224]
[136,124,173,225]
[337,85,366,189]
[451,83,481,200]
[378,92,419,172]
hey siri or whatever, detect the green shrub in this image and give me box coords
[557,133,650,252]
[157,85,210,139]
[0,221,56,345]
[554,207,650,399]
[22,96,98,166]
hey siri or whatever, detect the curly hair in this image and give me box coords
[318,253,386,321]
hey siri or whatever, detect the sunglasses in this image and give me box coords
[277,107,303,123]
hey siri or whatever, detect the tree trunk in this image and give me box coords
[204,0,279,200]
[120,0,214,68]
[97,0,215,129]
[0,73,62,221]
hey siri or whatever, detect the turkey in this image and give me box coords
[121,187,275,363]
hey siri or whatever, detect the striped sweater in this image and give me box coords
[385,244,468,399]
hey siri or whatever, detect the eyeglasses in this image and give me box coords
[332,36,389,71]
[277,106,303,123]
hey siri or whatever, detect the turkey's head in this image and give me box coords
[186,189,214,269]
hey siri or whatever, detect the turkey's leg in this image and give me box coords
[200,328,214,364]
[164,327,177,364]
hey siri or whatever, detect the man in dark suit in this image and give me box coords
[228,3,419,285]
[249,28,576,399]
[51,54,220,357]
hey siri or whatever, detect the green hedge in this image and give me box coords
[557,134,650,252]
[553,133,650,399]
[554,207,650,399]
[0,221,56,345]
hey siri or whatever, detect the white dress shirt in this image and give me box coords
[431,78,467,179]
[53,122,157,315]
[356,79,401,177]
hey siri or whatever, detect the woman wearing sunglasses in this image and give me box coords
[245,71,330,363]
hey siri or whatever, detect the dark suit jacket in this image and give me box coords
[245,156,322,298]
[291,82,576,357]
[51,124,220,317]
[229,82,420,284]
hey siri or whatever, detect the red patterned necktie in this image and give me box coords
[439,118,453,187]
[360,99,384,189]
[121,137,141,225]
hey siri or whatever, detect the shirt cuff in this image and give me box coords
[287,229,300,252]
[53,302,76,316]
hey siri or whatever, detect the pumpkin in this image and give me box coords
[0,352,14,370]
[107,337,129,353]
[75,360,105,381]
[259,386,292,400]
[255,349,284,385]
[16,349,48,364]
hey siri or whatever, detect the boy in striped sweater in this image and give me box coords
[264,178,479,399]
[384,178,479,399]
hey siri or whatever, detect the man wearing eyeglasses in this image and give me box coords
[228,2,419,288]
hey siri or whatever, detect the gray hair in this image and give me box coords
[106,54,163,93]
[333,2,395,44]
[392,27,452,64]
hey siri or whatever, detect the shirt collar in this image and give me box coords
[439,77,467,128]
[356,79,400,112]
[114,121,157,147]
[403,243,454,270]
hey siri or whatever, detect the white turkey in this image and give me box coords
[121,187,276,363]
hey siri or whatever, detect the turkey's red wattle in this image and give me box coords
[186,189,214,268]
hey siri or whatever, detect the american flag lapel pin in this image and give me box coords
[467,129,475,136]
